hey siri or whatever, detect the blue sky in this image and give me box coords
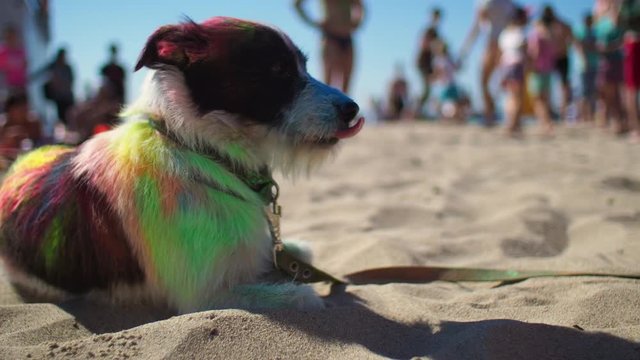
[50,0,592,113]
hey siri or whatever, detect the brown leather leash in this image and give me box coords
[265,188,640,286]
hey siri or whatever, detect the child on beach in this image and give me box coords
[498,7,528,136]
[574,13,599,124]
[386,63,410,120]
[527,9,557,136]
[0,93,42,160]
[431,42,466,122]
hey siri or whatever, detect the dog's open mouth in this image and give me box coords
[335,117,365,140]
[303,117,365,146]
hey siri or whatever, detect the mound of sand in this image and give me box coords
[2,123,640,359]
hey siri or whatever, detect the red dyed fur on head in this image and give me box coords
[135,17,263,71]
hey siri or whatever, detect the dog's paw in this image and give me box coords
[290,284,325,310]
[221,282,324,311]
[283,239,313,263]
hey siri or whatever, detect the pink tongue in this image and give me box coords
[335,117,365,139]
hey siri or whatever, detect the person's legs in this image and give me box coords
[624,88,639,137]
[322,38,333,85]
[599,82,625,133]
[535,95,554,135]
[416,71,432,118]
[321,38,337,87]
[339,42,354,94]
[580,71,597,123]
[556,56,572,120]
[608,57,626,134]
[611,84,626,134]
[503,65,525,135]
[322,35,353,93]
[56,99,74,125]
[530,72,554,135]
[480,43,500,126]
[504,81,524,136]
[623,36,640,139]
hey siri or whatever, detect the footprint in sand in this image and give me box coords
[606,211,640,226]
[501,208,569,258]
[369,206,434,229]
[601,176,640,192]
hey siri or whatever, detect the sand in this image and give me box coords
[1,122,640,359]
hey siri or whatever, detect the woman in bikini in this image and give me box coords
[295,0,365,94]
[460,0,516,126]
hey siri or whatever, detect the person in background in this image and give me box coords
[594,7,625,134]
[67,83,120,143]
[386,63,409,120]
[528,8,557,136]
[460,0,517,126]
[619,0,640,141]
[594,0,622,21]
[499,7,528,137]
[100,43,126,105]
[294,0,365,93]
[0,93,42,159]
[415,8,442,118]
[431,42,466,122]
[0,26,28,105]
[35,48,75,126]
[574,13,600,124]
[542,5,574,120]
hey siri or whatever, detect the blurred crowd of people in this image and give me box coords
[0,25,126,164]
[2,0,638,165]
[375,0,640,141]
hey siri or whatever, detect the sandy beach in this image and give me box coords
[1,122,640,359]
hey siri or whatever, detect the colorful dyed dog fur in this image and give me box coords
[0,17,363,313]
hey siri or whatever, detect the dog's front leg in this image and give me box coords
[214,282,325,311]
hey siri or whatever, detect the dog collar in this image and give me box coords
[147,117,276,203]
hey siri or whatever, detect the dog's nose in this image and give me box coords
[338,101,360,124]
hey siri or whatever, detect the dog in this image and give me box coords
[0,17,364,313]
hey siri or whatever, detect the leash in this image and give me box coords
[263,191,640,286]
[266,197,640,285]
[254,157,640,286]
[148,117,640,287]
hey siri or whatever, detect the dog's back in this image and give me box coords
[0,119,276,311]
[0,144,145,293]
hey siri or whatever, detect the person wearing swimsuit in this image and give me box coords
[460,0,516,126]
[295,0,365,93]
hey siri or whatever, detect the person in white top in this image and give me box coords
[460,0,517,126]
[498,7,528,136]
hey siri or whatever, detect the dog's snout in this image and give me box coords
[338,101,360,124]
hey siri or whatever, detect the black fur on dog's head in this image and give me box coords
[130,17,364,173]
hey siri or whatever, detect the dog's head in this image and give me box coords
[130,17,364,174]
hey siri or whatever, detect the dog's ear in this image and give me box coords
[135,25,190,71]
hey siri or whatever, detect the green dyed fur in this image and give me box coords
[110,120,269,309]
